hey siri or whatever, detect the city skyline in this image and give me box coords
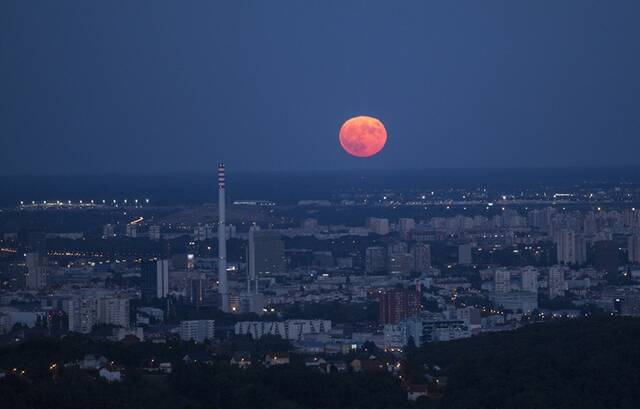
[2,2,640,408]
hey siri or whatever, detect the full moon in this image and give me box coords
[339,115,387,157]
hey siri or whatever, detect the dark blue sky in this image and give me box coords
[1,1,639,174]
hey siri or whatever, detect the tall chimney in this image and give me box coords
[217,163,229,312]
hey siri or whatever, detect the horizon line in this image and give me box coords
[2,164,640,177]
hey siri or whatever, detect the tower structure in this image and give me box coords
[247,225,260,293]
[218,163,229,312]
[240,224,266,314]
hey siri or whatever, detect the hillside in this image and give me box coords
[406,316,640,409]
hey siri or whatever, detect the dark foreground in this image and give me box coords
[1,316,639,409]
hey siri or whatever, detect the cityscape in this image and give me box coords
[2,1,640,409]
[2,167,640,407]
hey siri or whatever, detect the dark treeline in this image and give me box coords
[0,334,415,409]
[405,316,640,409]
[2,317,640,408]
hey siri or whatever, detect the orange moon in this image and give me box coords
[339,116,387,157]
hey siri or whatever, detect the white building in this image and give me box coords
[125,224,137,238]
[239,292,265,315]
[556,229,586,265]
[521,266,539,293]
[235,319,331,341]
[494,268,511,294]
[422,320,470,342]
[65,297,98,334]
[179,320,215,343]
[367,218,390,235]
[398,218,416,235]
[97,296,130,328]
[25,253,47,290]
[412,243,431,273]
[193,224,215,241]
[458,243,472,265]
[103,224,116,239]
[628,234,640,264]
[149,225,161,241]
[383,318,423,350]
[99,367,122,382]
[63,291,130,333]
[0,308,47,330]
[548,265,567,299]
[493,291,538,313]
[365,247,386,274]
[456,307,482,331]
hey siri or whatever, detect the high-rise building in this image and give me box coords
[629,234,640,264]
[383,319,424,349]
[594,240,619,274]
[125,224,137,238]
[148,225,161,241]
[239,292,265,315]
[528,208,555,230]
[0,313,10,335]
[156,259,169,298]
[456,306,482,329]
[421,319,471,343]
[398,218,416,237]
[389,242,408,255]
[412,243,432,273]
[65,297,98,334]
[25,253,47,290]
[388,253,415,275]
[583,213,598,235]
[194,223,215,241]
[367,217,390,235]
[494,268,511,294]
[187,275,206,305]
[311,251,333,268]
[301,218,318,229]
[458,243,472,265]
[141,259,169,299]
[620,294,640,317]
[365,246,386,274]
[521,266,538,293]
[493,291,538,313]
[179,320,215,343]
[286,249,313,270]
[218,164,229,312]
[97,296,130,328]
[548,266,566,299]
[379,288,421,324]
[25,230,47,254]
[248,228,286,277]
[102,224,116,239]
[556,229,586,265]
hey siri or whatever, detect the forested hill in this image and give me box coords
[1,317,639,409]
[407,316,640,409]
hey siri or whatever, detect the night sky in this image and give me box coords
[2,1,639,174]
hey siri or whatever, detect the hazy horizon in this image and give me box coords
[2,166,640,206]
[2,164,640,177]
